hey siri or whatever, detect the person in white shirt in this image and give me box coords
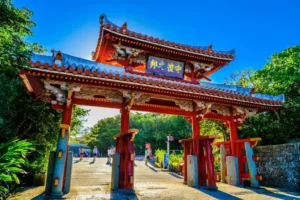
[110,146,116,164]
[107,147,111,164]
[111,146,115,155]
[145,147,151,165]
[79,147,84,161]
[93,146,99,162]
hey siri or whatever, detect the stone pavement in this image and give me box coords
[9,157,300,200]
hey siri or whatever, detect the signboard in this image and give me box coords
[146,55,184,79]
[167,136,174,141]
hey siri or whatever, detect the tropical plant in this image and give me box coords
[168,152,184,172]
[0,138,34,198]
[154,149,166,167]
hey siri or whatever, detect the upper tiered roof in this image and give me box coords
[92,14,236,80]
[93,14,235,61]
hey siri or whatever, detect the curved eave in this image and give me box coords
[23,64,283,110]
[93,27,234,63]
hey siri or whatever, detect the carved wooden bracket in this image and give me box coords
[174,100,193,112]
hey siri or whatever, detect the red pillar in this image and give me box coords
[62,104,73,191]
[205,139,216,187]
[62,104,73,125]
[183,144,188,183]
[52,103,73,196]
[117,102,134,190]
[229,119,238,156]
[192,113,207,186]
[192,113,200,154]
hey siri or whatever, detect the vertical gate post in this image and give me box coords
[205,139,217,189]
[116,101,135,191]
[45,151,56,195]
[220,144,227,183]
[228,119,241,185]
[183,143,188,184]
[51,104,73,197]
[229,119,238,156]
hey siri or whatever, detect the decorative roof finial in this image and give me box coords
[99,14,106,25]
[51,50,63,65]
[121,22,127,30]
[208,44,213,53]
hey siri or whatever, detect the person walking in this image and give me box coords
[111,146,116,155]
[145,147,151,165]
[110,146,115,164]
[93,146,99,162]
[79,146,84,161]
[107,147,111,164]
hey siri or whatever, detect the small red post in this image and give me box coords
[229,119,238,156]
[192,111,200,156]
[198,140,206,186]
[205,139,216,187]
[183,143,188,183]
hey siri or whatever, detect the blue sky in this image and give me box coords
[15,0,300,127]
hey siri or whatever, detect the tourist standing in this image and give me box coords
[145,147,151,165]
[107,147,111,164]
[93,146,99,162]
[110,146,115,163]
[80,146,84,161]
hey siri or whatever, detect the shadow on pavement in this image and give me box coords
[134,155,145,161]
[9,186,45,200]
[168,172,183,179]
[241,186,300,200]
[116,189,138,200]
[147,158,157,168]
[146,165,158,172]
[73,160,80,164]
[32,193,45,200]
[198,188,242,200]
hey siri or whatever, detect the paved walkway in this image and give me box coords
[9,157,300,199]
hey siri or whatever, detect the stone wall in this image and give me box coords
[254,143,300,191]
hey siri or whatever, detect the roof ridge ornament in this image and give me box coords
[208,44,213,54]
[51,49,63,65]
[120,22,127,32]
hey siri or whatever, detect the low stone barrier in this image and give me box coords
[254,143,300,191]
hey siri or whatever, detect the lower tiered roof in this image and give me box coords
[22,51,284,110]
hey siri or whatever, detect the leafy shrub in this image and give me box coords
[0,138,34,198]
[214,152,221,172]
[155,149,166,167]
[169,151,183,172]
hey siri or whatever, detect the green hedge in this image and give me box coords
[169,151,183,172]
[155,149,166,168]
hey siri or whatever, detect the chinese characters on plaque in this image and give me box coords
[146,56,184,79]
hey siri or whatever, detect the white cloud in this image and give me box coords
[80,106,148,128]
[80,106,120,128]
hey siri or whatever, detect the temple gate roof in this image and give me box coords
[92,14,236,80]
[23,51,284,110]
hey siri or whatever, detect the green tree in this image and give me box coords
[0,0,90,188]
[84,116,120,156]
[0,0,43,125]
[200,119,228,141]
[71,106,90,137]
[85,113,193,155]
[225,67,255,88]
[225,46,300,144]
